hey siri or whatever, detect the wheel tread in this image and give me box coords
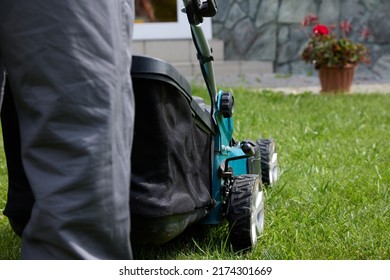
[227,174,262,251]
[257,138,277,185]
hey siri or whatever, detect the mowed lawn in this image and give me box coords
[1,89,389,259]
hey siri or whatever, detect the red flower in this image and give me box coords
[340,20,352,34]
[302,14,318,27]
[313,24,329,35]
[360,27,371,39]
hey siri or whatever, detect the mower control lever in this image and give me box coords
[184,0,217,25]
[198,0,217,17]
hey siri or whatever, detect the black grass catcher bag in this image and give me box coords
[130,56,214,244]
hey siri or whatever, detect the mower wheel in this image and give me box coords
[227,174,264,251]
[258,138,279,186]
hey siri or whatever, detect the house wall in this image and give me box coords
[213,0,390,79]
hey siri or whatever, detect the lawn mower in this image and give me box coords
[130,0,279,251]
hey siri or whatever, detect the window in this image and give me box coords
[133,0,212,40]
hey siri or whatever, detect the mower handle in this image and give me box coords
[182,0,218,111]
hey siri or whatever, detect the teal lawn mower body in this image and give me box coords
[130,0,279,252]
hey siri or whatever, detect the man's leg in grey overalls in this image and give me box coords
[0,0,134,259]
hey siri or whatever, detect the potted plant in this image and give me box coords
[301,14,370,93]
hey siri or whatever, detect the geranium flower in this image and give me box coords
[302,14,318,27]
[360,28,371,39]
[340,20,352,35]
[313,25,329,35]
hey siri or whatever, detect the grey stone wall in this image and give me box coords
[213,0,390,80]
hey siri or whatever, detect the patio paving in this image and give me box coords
[190,73,390,94]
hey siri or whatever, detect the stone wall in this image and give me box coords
[212,0,390,80]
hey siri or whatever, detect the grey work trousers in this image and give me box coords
[0,0,134,259]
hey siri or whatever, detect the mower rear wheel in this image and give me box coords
[227,174,264,251]
[258,138,279,186]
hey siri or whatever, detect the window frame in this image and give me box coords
[133,0,212,40]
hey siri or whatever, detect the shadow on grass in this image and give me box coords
[132,222,251,260]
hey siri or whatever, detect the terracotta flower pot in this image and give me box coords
[319,64,356,93]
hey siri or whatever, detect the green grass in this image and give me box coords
[1,89,389,260]
[0,141,21,260]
